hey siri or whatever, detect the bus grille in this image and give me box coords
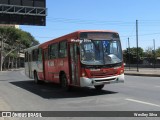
[90,70,118,78]
[95,78,116,82]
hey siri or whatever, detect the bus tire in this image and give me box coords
[94,85,104,90]
[34,71,41,84]
[60,74,71,91]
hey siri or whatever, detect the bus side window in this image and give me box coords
[32,49,38,61]
[38,48,42,61]
[59,41,67,58]
[48,46,51,59]
[50,43,58,59]
[45,49,48,60]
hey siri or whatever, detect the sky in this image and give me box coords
[20,0,160,50]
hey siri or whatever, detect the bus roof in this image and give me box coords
[39,30,118,49]
[76,30,118,33]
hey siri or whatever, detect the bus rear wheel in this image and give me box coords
[94,85,104,90]
[34,71,41,84]
[60,74,71,91]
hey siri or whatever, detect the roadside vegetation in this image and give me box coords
[123,47,160,65]
[0,27,39,71]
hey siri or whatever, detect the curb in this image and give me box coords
[0,68,24,72]
[124,73,160,77]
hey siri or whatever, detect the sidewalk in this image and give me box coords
[124,68,160,77]
[0,68,24,72]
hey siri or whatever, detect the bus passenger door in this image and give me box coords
[43,49,49,80]
[69,43,79,86]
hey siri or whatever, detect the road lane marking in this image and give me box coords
[125,98,160,108]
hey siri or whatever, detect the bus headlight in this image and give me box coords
[82,72,86,77]
[120,69,124,74]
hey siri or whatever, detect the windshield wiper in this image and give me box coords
[81,62,122,69]
[104,62,122,67]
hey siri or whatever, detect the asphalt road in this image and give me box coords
[0,70,160,120]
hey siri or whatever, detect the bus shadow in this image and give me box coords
[10,80,118,99]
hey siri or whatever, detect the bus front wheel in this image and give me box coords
[94,85,104,90]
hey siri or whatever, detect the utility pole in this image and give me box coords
[136,20,139,72]
[128,37,131,70]
[153,39,156,68]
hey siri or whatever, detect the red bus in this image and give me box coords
[25,30,124,90]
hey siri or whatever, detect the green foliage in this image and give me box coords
[123,47,144,64]
[156,47,160,57]
[0,27,39,70]
[127,47,144,56]
[124,46,160,64]
[0,27,39,48]
[0,27,39,60]
[143,47,154,58]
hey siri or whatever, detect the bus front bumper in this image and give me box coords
[80,74,124,87]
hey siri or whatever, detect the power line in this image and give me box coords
[47,17,127,23]
[46,17,135,26]
[121,32,160,38]
[21,17,160,40]
[46,17,160,26]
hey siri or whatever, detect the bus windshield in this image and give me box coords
[80,40,123,65]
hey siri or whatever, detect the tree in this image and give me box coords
[144,47,154,58]
[123,47,144,64]
[143,46,157,65]
[0,27,39,71]
[156,47,160,57]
